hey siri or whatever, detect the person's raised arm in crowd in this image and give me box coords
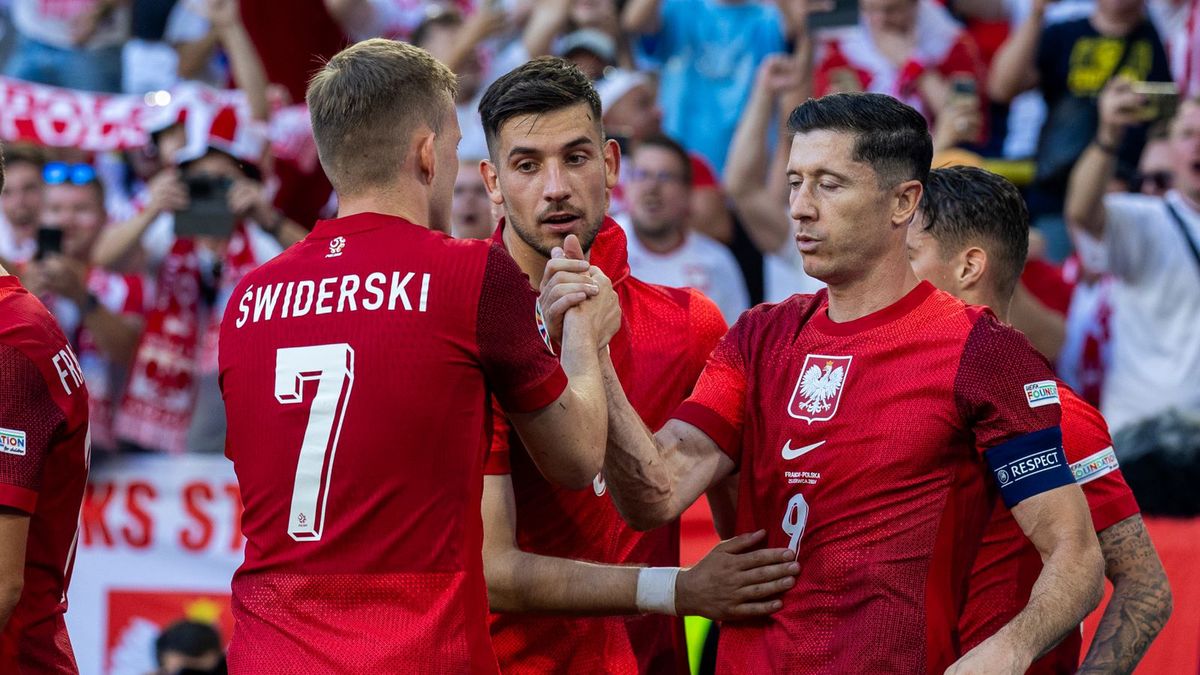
[725,53,808,256]
[207,0,269,122]
[621,0,661,34]
[522,0,571,57]
[988,0,1050,103]
[1065,78,1144,238]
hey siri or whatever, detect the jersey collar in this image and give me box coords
[310,212,424,239]
[810,280,936,336]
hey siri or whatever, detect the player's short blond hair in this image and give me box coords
[306,39,458,196]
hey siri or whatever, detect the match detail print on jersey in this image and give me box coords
[275,343,356,541]
[788,354,852,423]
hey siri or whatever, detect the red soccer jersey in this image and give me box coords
[960,384,1139,673]
[218,213,568,674]
[484,220,727,674]
[0,276,90,674]
[674,282,1070,674]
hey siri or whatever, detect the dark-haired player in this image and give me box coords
[0,144,91,673]
[909,166,1171,674]
[476,56,798,674]
[559,93,1105,673]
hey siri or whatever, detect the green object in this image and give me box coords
[684,615,713,675]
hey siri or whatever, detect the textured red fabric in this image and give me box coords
[485,220,727,674]
[219,213,567,674]
[961,385,1140,673]
[0,276,90,674]
[675,282,1062,673]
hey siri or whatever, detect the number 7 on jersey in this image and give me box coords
[275,344,355,541]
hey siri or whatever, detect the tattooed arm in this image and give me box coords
[1077,514,1172,674]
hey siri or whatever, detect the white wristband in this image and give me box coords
[636,567,680,616]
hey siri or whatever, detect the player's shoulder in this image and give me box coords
[730,290,827,341]
[1059,383,1113,450]
[0,281,72,356]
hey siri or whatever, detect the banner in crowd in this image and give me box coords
[0,76,316,168]
[66,455,243,675]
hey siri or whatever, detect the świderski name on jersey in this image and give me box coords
[233,271,432,328]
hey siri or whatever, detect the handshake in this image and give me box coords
[537,234,622,352]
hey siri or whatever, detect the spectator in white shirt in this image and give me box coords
[1065,82,1200,444]
[621,134,749,324]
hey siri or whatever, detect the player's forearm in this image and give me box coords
[600,353,677,531]
[990,530,1104,664]
[1065,141,1119,239]
[552,316,608,486]
[1078,515,1172,674]
[486,546,640,615]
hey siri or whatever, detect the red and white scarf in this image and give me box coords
[115,224,258,453]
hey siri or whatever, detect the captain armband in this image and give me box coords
[984,426,1074,508]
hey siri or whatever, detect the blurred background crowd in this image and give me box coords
[0,0,1197,671]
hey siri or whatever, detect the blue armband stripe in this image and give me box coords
[984,426,1072,508]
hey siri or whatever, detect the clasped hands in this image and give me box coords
[537,234,621,351]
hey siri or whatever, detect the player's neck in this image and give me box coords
[825,256,920,323]
[336,188,431,230]
[0,263,8,276]
[960,287,1010,322]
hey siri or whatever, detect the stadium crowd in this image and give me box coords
[0,0,1197,673]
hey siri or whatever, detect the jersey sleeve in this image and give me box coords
[686,290,729,385]
[0,344,66,514]
[476,244,568,415]
[673,309,750,466]
[1060,389,1141,532]
[954,313,1072,508]
[483,396,513,476]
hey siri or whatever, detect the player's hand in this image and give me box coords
[146,169,189,216]
[1096,77,1144,147]
[539,235,600,345]
[675,530,798,621]
[944,634,1031,675]
[565,263,621,349]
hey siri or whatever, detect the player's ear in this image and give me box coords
[416,131,437,186]
[480,159,504,206]
[603,138,621,190]
[892,179,922,229]
[958,246,987,292]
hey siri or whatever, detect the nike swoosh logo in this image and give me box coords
[782,440,825,460]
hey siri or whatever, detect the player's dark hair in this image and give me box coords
[920,166,1029,300]
[154,620,222,667]
[478,56,603,159]
[632,133,693,185]
[787,93,932,188]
